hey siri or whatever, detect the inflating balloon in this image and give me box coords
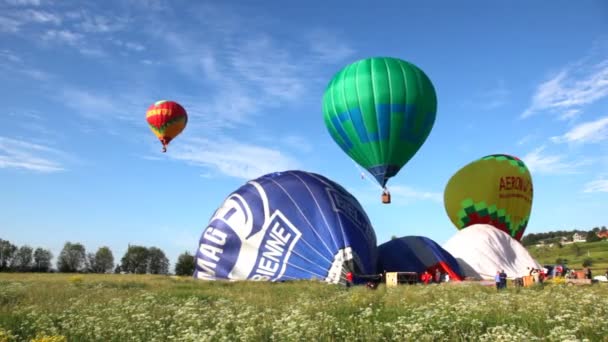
[194,170,378,284]
[322,57,437,203]
[145,100,187,152]
[444,154,533,241]
[377,236,463,281]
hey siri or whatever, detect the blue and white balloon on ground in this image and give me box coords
[194,170,378,284]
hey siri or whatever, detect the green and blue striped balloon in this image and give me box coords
[322,57,437,187]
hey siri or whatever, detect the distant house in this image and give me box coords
[597,231,608,239]
[572,233,586,242]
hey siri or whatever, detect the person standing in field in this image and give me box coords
[345,271,353,287]
[421,271,432,284]
[495,271,501,291]
[434,269,442,283]
[499,270,507,289]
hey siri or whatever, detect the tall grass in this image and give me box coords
[0,273,607,341]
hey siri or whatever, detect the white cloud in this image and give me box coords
[583,178,608,193]
[522,146,588,175]
[307,29,355,64]
[389,185,443,203]
[4,0,41,5]
[0,49,52,80]
[146,8,355,134]
[551,116,608,144]
[0,16,21,32]
[167,138,300,180]
[281,135,313,153]
[42,29,83,45]
[19,10,61,25]
[59,88,117,119]
[0,136,65,173]
[0,8,61,33]
[462,80,509,110]
[521,57,608,119]
[77,14,127,33]
[517,134,535,146]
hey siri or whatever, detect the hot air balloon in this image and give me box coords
[322,57,437,204]
[194,170,378,284]
[145,100,188,152]
[444,154,533,241]
[378,236,464,281]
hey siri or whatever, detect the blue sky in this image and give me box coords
[1,0,607,270]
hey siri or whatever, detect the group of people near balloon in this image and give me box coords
[143,56,537,285]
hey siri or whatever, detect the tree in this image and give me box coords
[11,245,33,272]
[586,231,601,243]
[33,248,53,272]
[582,258,593,267]
[147,247,169,275]
[175,251,195,276]
[120,245,149,274]
[86,252,97,273]
[0,239,17,271]
[601,226,607,232]
[57,242,86,273]
[555,258,568,265]
[93,247,114,273]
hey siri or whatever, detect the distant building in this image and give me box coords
[572,233,586,242]
[597,231,608,239]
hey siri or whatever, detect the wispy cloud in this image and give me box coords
[71,12,128,33]
[145,6,355,135]
[0,8,61,33]
[42,29,83,46]
[583,177,608,193]
[521,53,608,119]
[20,9,61,25]
[306,29,355,64]
[351,181,442,207]
[471,80,510,110]
[0,16,21,32]
[0,49,52,80]
[522,146,589,175]
[390,185,443,203]
[281,135,313,153]
[0,136,66,173]
[4,0,41,5]
[59,88,116,119]
[166,138,301,180]
[517,134,536,146]
[551,116,608,144]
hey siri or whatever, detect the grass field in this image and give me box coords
[0,274,607,341]
[527,240,608,273]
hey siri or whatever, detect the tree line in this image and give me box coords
[521,226,607,246]
[0,239,195,276]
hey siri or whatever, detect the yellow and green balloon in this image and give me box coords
[444,154,533,241]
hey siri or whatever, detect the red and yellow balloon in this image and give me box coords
[145,100,188,152]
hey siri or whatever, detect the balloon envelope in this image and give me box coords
[145,100,188,151]
[194,170,378,284]
[322,57,437,187]
[377,236,463,281]
[444,154,533,241]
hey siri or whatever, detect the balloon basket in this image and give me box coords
[382,192,391,204]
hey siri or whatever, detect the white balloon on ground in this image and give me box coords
[442,224,542,280]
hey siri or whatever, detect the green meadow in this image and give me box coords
[1,273,607,341]
[527,240,608,272]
